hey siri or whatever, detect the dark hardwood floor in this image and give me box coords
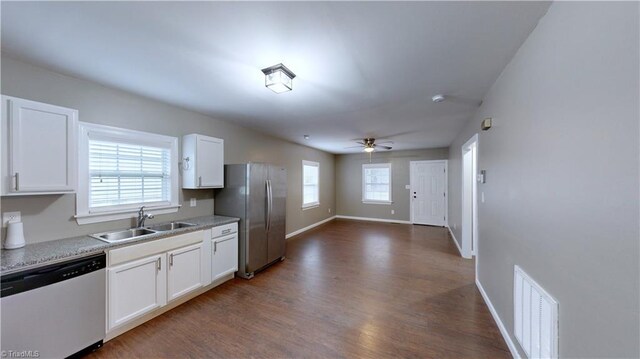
[89,219,510,358]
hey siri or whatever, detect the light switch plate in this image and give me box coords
[3,212,21,227]
[190,198,197,207]
[405,185,411,189]
[391,210,395,215]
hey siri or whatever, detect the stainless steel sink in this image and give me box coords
[91,228,158,243]
[146,222,197,232]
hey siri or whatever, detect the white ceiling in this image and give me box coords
[1,1,550,154]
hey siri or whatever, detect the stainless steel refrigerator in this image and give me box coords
[214,163,286,279]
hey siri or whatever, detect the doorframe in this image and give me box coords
[461,134,478,259]
[409,160,448,226]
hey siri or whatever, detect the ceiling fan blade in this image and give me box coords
[375,141,394,145]
[377,145,393,150]
[344,145,364,149]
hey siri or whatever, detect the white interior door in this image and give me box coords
[410,161,447,226]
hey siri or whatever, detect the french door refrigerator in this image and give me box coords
[214,163,286,279]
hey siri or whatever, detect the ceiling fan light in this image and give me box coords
[364,146,375,153]
[262,63,296,94]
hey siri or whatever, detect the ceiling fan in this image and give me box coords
[347,138,393,152]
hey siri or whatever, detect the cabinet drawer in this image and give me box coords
[211,223,237,239]
[108,230,204,266]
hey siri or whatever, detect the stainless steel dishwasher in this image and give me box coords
[1,253,106,358]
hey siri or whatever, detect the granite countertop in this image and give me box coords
[0,215,239,275]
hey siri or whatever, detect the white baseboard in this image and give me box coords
[475,278,521,359]
[286,216,336,239]
[334,215,411,224]
[446,226,464,257]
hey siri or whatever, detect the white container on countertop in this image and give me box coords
[4,221,26,249]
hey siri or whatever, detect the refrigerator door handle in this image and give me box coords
[265,180,270,232]
[267,179,273,232]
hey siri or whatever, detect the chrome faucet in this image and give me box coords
[137,206,154,228]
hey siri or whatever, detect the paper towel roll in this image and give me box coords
[5,221,26,249]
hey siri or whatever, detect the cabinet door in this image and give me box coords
[108,254,166,331]
[196,136,224,188]
[212,234,238,281]
[167,243,203,302]
[2,96,77,194]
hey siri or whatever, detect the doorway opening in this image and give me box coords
[461,134,478,259]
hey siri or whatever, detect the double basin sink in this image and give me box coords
[91,222,197,243]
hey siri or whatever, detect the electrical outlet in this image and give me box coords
[405,185,410,189]
[3,212,21,227]
[481,192,485,203]
[328,208,332,213]
[391,209,395,215]
[190,198,197,207]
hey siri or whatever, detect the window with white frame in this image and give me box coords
[302,160,320,208]
[76,122,179,224]
[362,163,392,204]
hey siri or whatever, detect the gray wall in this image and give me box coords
[336,148,448,222]
[448,2,639,358]
[0,55,336,244]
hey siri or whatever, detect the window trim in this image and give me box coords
[75,122,180,225]
[301,160,320,209]
[362,163,393,205]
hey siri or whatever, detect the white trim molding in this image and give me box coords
[335,215,411,225]
[476,278,521,359]
[286,216,336,239]
[446,226,464,257]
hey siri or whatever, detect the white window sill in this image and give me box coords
[302,203,320,210]
[362,201,393,205]
[75,204,181,225]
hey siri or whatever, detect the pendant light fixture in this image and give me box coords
[261,63,296,94]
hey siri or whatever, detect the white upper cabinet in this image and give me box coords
[1,96,77,195]
[182,134,224,189]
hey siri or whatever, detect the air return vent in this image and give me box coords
[514,266,559,358]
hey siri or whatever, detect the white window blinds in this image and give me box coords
[363,163,392,203]
[89,140,172,209]
[302,160,320,208]
[76,122,179,224]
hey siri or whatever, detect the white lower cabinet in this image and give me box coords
[167,243,203,302]
[108,254,166,330]
[106,226,237,336]
[212,233,238,281]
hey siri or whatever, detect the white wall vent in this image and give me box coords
[514,265,559,358]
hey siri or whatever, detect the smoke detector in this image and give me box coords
[432,94,445,103]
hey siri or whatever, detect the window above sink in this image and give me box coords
[75,122,180,225]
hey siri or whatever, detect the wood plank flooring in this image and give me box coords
[89,219,510,358]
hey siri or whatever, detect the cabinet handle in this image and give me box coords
[198,176,202,187]
[222,229,231,235]
[214,241,217,254]
[157,257,161,271]
[14,172,19,191]
[169,253,174,267]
